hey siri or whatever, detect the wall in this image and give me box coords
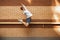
[0,0,60,40]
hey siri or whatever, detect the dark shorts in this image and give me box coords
[26,17,31,24]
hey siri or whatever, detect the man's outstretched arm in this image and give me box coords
[55,0,59,6]
[21,3,27,10]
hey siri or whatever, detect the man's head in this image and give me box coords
[20,7,24,10]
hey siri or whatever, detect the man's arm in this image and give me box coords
[55,0,59,6]
[21,3,27,10]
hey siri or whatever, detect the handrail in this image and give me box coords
[0,22,60,24]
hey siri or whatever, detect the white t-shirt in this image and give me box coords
[23,9,32,18]
[22,5,32,18]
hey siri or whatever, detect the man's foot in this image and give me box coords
[18,19,23,23]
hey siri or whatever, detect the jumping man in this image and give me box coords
[18,3,32,27]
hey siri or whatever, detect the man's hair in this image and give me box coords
[20,7,24,10]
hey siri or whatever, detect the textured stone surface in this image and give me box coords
[0,0,52,6]
[0,6,53,19]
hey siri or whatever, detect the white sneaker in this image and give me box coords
[19,19,23,22]
[18,19,23,23]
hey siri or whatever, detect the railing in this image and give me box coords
[0,22,60,24]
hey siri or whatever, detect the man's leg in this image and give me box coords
[18,19,29,27]
[22,21,29,27]
[26,17,31,27]
[18,17,31,27]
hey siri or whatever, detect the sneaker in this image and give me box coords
[18,19,23,23]
[19,19,23,22]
